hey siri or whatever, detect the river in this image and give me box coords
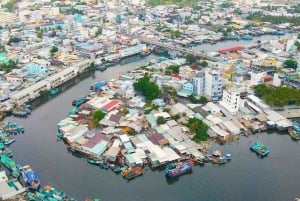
[4,35,300,201]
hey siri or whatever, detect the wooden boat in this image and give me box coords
[21,165,40,190]
[88,159,100,165]
[121,167,143,179]
[288,125,300,140]
[0,154,19,177]
[165,160,194,178]
[250,141,270,157]
[49,88,60,96]
[99,161,109,169]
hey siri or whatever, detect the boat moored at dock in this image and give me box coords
[165,160,194,178]
[0,154,20,177]
[121,166,143,179]
[20,165,40,190]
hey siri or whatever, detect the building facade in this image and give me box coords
[193,69,222,101]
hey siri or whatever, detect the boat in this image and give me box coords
[241,34,253,40]
[0,154,20,177]
[4,138,15,145]
[49,88,60,95]
[165,159,194,178]
[1,147,13,157]
[225,153,232,160]
[250,140,270,157]
[72,96,87,107]
[11,108,28,117]
[89,80,107,92]
[212,156,227,164]
[288,126,300,140]
[99,160,109,169]
[88,159,100,165]
[121,166,143,179]
[113,166,123,173]
[21,165,40,190]
[56,131,64,139]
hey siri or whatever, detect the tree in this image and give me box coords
[167,65,180,74]
[93,110,106,121]
[283,59,298,69]
[185,118,209,142]
[199,96,207,104]
[185,54,197,64]
[50,46,59,55]
[36,30,43,39]
[7,37,21,45]
[156,116,166,125]
[3,0,16,11]
[199,61,208,67]
[188,94,198,103]
[133,74,161,101]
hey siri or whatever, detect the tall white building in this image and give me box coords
[193,69,223,101]
[219,89,240,115]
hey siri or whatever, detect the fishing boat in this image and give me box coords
[165,159,194,178]
[99,160,109,169]
[1,147,13,157]
[56,131,64,139]
[121,166,143,179]
[4,138,15,145]
[250,140,270,157]
[288,127,300,140]
[225,153,232,160]
[49,88,60,96]
[113,166,123,173]
[72,96,87,107]
[21,165,40,190]
[88,159,100,165]
[0,154,19,177]
[241,34,253,40]
[11,108,28,117]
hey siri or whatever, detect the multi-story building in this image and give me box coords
[193,69,222,101]
[219,89,240,115]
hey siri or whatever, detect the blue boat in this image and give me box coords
[250,141,270,157]
[241,34,253,40]
[72,96,87,107]
[21,165,40,190]
[99,161,109,169]
[90,80,107,91]
[49,88,60,95]
[165,160,194,178]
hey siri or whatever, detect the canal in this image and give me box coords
[4,35,300,201]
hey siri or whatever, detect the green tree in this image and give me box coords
[185,54,197,64]
[199,96,207,104]
[7,37,21,45]
[93,109,106,121]
[156,116,166,124]
[2,0,16,11]
[283,59,298,69]
[185,118,209,142]
[199,61,208,67]
[50,46,59,55]
[167,65,180,74]
[133,74,161,101]
[188,94,198,103]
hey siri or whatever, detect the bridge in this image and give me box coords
[138,38,220,62]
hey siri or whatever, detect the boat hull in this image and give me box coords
[165,160,194,178]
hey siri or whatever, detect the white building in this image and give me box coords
[219,89,240,115]
[193,69,222,101]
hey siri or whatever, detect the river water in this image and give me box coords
[4,35,300,201]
